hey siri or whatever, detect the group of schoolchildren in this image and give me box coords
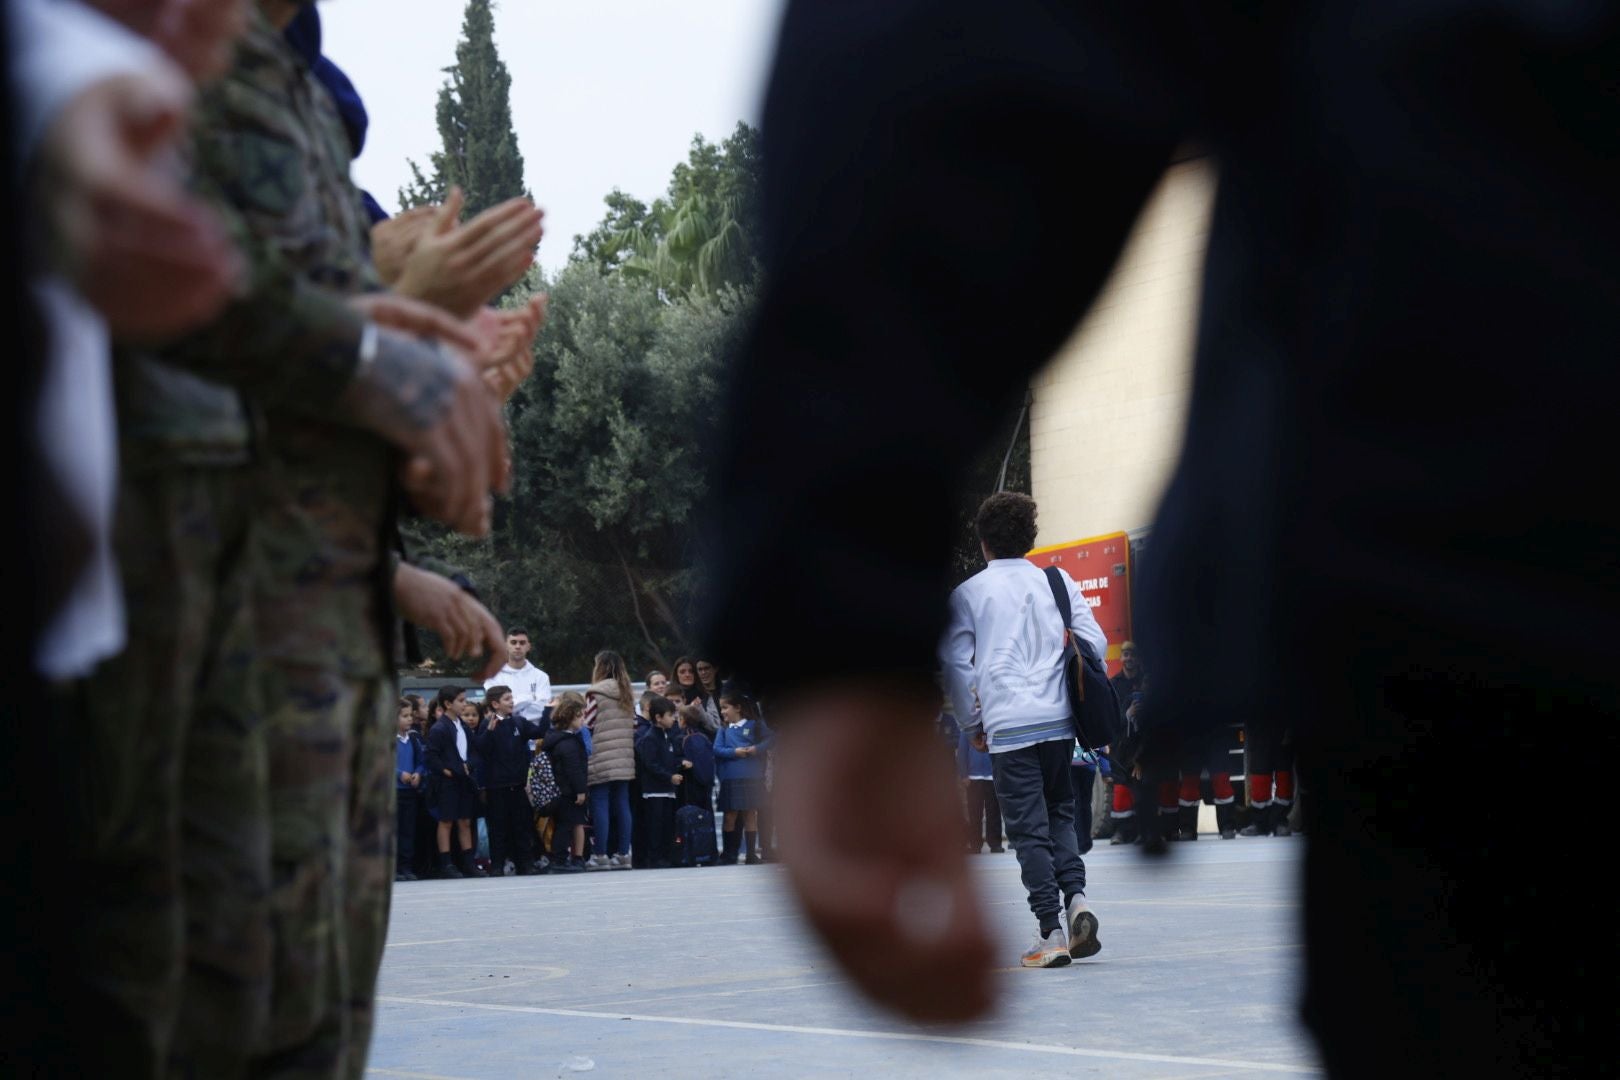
[392,638,776,881]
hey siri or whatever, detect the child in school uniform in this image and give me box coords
[958,725,1004,854]
[678,704,715,812]
[395,699,426,881]
[539,692,591,873]
[634,695,685,868]
[713,689,773,864]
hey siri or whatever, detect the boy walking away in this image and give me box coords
[475,686,549,876]
[635,696,685,868]
[395,700,426,881]
[540,692,591,873]
[942,493,1109,968]
[958,725,1004,854]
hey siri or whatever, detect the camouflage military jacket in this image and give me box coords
[117,27,373,470]
[183,11,394,677]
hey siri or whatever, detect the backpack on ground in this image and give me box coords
[1043,565,1122,752]
[673,804,717,867]
[527,750,561,813]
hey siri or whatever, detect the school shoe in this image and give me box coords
[1240,806,1272,837]
[1176,804,1199,841]
[1020,926,1072,968]
[436,856,464,880]
[1065,896,1102,959]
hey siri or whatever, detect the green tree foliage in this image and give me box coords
[574,123,763,297]
[404,266,756,680]
[399,0,527,216]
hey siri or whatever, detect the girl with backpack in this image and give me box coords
[539,692,590,873]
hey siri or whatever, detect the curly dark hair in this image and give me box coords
[975,492,1039,560]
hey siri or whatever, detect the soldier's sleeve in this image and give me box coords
[148,156,369,412]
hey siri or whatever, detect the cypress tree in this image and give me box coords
[400,0,528,215]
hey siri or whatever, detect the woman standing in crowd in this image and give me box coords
[695,657,724,728]
[672,657,700,704]
[425,690,485,879]
[714,689,772,864]
[585,651,638,869]
[644,669,670,706]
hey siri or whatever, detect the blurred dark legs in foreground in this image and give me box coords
[1299,670,1612,1077]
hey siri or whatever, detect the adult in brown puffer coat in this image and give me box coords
[585,650,638,868]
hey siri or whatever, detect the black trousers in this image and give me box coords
[964,778,1002,849]
[1245,714,1293,778]
[630,777,648,867]
[990,739,1087,929]
[642,797,676,867]
[484,785,533,869]
[395,789,418,869]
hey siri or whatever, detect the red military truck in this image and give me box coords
[1026,530,1249,814]
[1024,531,1135,676]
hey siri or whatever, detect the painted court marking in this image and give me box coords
[377,995,1321,1074]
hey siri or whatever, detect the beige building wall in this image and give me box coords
[1029,159,1216,547]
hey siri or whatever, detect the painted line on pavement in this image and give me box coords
[377,995,1321,1074]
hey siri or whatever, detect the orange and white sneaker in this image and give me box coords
[1020,926,1072,968]
[1066,896,1102,959]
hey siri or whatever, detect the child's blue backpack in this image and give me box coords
[527,750,561,813]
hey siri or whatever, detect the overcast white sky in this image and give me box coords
[321,1,787,274]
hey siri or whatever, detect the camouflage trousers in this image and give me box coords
[256,665,395,1080]
[54,465,271,1079]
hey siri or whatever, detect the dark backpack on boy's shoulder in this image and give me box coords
[1042,565,1122,752]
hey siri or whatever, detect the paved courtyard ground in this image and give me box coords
[368,837,1320,1079]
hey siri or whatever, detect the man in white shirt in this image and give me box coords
[942,493,1107,969]
[485,626,552,721]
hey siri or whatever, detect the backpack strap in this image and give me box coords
[1042,565,1072,638]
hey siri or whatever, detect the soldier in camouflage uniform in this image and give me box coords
[184,7,461,1075]
[63,3,498,1077]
